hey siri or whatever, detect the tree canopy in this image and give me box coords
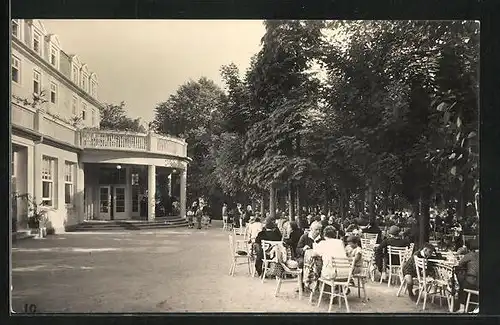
[151,20,479,246]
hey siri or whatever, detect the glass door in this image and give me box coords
[113,186,127,219]
[99,186,111,220]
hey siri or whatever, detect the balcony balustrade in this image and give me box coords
[11,102,187,158]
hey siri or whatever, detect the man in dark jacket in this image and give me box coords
[254,219,283,277]
[295,222,323,268]
[375,225,410,280]
[363,218,383,244]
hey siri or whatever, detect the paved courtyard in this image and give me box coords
[11,224,448,313]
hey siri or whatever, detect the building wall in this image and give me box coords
[11,19,101,129]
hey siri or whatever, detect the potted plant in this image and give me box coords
[22,195,49,238]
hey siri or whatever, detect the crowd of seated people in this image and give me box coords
[233,205,478,312]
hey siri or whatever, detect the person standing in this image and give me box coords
[195,204,203,230]
[222,202,228,229]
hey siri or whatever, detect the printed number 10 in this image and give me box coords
[23,304,37,313]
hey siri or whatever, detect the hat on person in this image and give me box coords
[388,225,400,236]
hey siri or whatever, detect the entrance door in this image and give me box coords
[99,186,111,220]
[131,186,140,218]
[113,186,127,220]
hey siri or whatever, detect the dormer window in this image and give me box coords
[12,20,20,39]
[81,73,88,92]
[33,31,41,55]
[72,66,79,84]
[50,47,58,67]
[91,81,97,97]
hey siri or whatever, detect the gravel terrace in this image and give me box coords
[11,222,449,313]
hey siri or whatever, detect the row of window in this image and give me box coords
[12,20,60,69]
[12,55,96,125]
[41,156,76,207]
[11,19,97,98]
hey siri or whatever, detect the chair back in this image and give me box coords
[228,234,236,257]
[388,246,407,267]
[408,243,415,254]
[414,256,429,283]
[330,256,355,282]
[433,260,454,285]
[361,238,375,251]
[261,240,282,263]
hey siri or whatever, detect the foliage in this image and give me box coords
[99,101,146,133]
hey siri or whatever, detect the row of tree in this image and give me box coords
[149,20,478,247]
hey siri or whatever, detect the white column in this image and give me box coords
[33,144,42,203]
[148,165,156,221]
[167,173,172,197]
[180,169,187,218]
[76,161,85,223]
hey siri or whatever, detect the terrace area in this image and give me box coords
[11,103,187,158]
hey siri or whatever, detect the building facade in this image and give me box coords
[11,19,189,233]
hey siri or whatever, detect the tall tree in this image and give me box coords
[153,77,228,208]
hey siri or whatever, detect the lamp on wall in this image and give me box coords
[172,169,178,174]
[116,165,122,170]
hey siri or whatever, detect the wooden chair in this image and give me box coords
[396,245,415,296]
[360,238,376,251]
[382,246,407,287]
[274,262,304,300]
[361,248,376,282]
[431,261,456,312]
[414,256,438,310]
[261,240,282,283]
[464,289,479,313]
[228,234,252,276]
[351,252,370,301]
[316,257,355,312]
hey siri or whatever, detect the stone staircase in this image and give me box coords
[67,215,188,232]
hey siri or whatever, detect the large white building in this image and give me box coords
[11,19,189,233]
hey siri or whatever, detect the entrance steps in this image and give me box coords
[12,230,36,241]
[67,215,188,232]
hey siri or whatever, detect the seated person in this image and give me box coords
[246,216,264,244]
[375,226,410,280]
[362,218,383,244]
[345,219,360,233]
[283,221,303,259]
[254,219,283,277]
[455,249,479,312]
[310,226,348,280]
[401,243,436,301]
[346,235,363,276]
[296,222,323,268]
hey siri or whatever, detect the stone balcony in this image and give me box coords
[11,102,187,158]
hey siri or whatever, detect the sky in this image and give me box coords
[42,20,266,124]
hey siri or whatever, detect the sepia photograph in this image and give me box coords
[10,19,479,314]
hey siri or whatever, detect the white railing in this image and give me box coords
[80,130,149,151]
[79,129,187,157]
[11,102,187,158]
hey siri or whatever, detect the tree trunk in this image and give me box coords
[288,181,295,221]
[260,193,265,217]
[269,184,276,220]
[367,179,375,220]
[383,184,390,215]
[295,185,301,218]
[419,189,431,247]
[323,187,329,214]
